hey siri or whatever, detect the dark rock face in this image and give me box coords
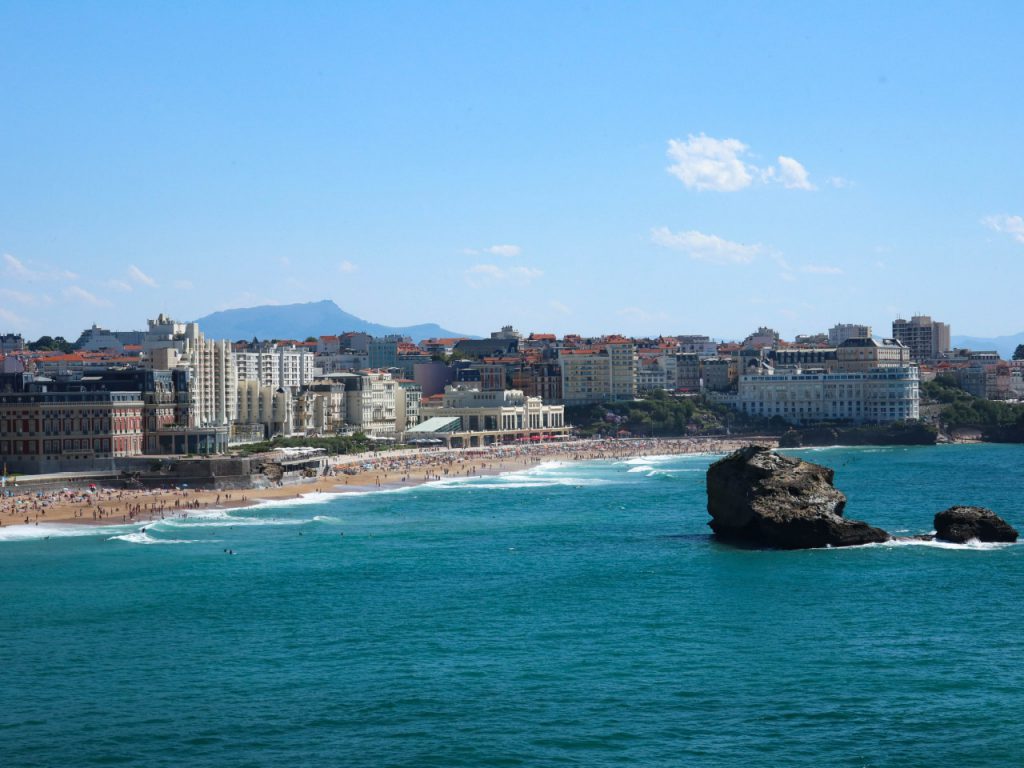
[706,445,890,549]
[934,506,1018,543]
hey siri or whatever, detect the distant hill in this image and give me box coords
[951,333,1024,360]
[193,300,473,344]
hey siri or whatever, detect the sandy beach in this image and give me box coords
[0,436,776,529]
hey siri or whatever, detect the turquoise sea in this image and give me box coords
[2,443,1023,767]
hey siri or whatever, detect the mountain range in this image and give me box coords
[950,333,1024,360]
[193,300,473,344]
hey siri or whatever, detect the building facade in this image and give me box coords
[828,323,872,347]
[420,386,566,436]
[892,315,951,362]
[0,389,145,473]
[735,367,920,424]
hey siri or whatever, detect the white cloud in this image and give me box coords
[983,214,1024,244]
[3,253,77,282]
[63,285,111,307]
[665,134,819,192]
[771,254,842,282]
[0,307,24,325]
[464,244,522,257]
[465,263,543,288]
[549,300,571,316]
[666,134,754,192]
[776,156,815,190]
[107,280,133,292]
[174,279,195,290]
[651,226,762,265]
[484,244,520,257]
[0,288,36,304]
[338,260,358,273]
[3,253,30,278]
[828,176,852,189]
[617,307,656,322]
[128,265,158,287]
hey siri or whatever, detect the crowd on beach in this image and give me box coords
[2,435,775,528]
[0,484,248,527]
[330,436,775,486]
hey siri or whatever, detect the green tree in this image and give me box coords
[28,335,75,353]
[1013,344,1024,361]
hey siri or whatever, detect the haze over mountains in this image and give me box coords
[193,300,473,344]
[950,334,1024,361]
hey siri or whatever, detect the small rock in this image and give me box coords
[934,506,1018,543]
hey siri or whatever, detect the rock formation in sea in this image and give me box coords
[705,445,891,549]
[933,505,1019,543]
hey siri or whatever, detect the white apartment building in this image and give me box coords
[828,323,872,347]
[655,352,701,391]
[237,380,294,437]
[676,335,719,357]
[395,381,422,432]
[637,358,669,393]
[302,381,348,435]
[834,337,911,372]
[607,341,638,401]
[321,370,398,437]
[735,367,920,424]
[143,314,237,428]
[725,334,920,425]
[235,345,315,391]
[316,352,370,374]
[559,342,638,406]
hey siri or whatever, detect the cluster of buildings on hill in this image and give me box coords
[0,312,1019,473]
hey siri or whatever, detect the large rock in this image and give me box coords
[934,506,1018,543]
[706,445,890,549]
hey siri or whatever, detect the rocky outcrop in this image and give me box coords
[778,422,938,448]
[934,506,1018,543]
[706,445,890,549]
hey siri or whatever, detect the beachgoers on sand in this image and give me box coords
[1,436,775,529]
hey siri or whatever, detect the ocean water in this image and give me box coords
[2,444,1023,767]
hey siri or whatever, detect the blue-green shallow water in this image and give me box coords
[2,444,1023,768]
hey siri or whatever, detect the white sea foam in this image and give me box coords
[878,537,1017,551]
[153,512,307,529]
[312,515,341,523]
[424,474,612,491]
[247,492,336,510]
[326,484,416,498]
[107,532,203,545]
[520,461,569,473]
[620,455,677,466]
[0,523,129,542]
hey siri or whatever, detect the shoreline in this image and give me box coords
[1,437,776,532]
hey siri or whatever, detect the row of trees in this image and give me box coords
[26,335,77,353]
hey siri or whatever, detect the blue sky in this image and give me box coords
[2,1,1022,341]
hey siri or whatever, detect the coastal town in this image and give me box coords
[0,310,1017,488]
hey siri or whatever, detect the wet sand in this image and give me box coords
[1,436,776,529]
